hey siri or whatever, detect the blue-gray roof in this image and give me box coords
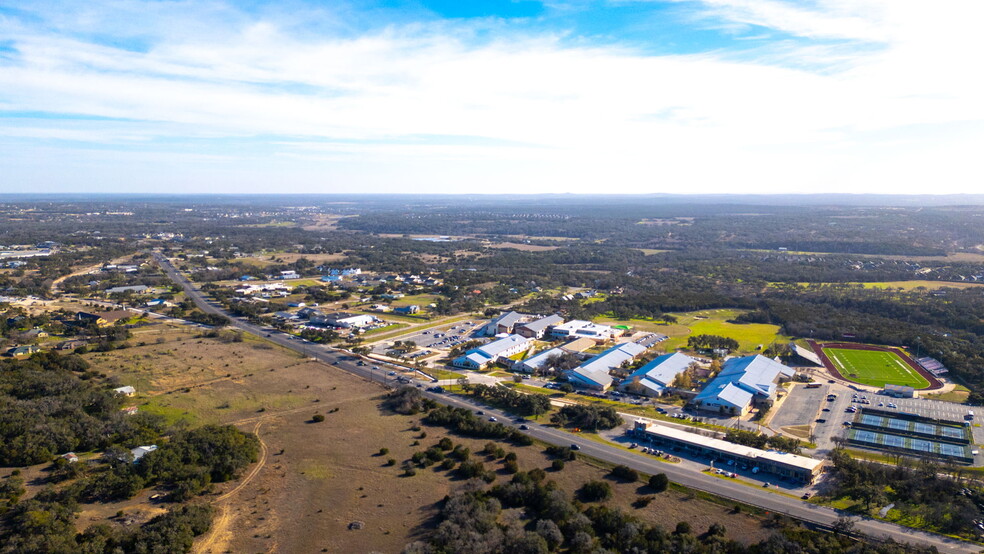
[517,347,567,372]
[568,342,646,389]
[623,352,695,394]
[694,355,793,409]
[477,334,530,357]
[519,314,564,333]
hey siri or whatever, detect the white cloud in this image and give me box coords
[0,0,982,193]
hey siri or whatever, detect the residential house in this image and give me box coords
[131,445,158,462]
[114,385,137,396]
[5,345,40,357]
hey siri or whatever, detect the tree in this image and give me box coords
[578,480,612,502]
[648,473,669,492]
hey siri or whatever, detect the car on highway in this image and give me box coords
[476,410,484,415]
[357,361,366,366]
[387,371,396,376]
[488,416,497,422]
[763,482,770,487]
[519,424,529,430]
[570,444,581,451]
[802,493,811,499]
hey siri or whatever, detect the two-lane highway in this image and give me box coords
[152,252,979,552]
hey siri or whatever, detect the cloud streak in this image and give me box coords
[1,0,982,194]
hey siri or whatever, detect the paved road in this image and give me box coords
[153,252,979,553]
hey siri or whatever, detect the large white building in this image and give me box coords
[633,421,824,483]
[566,342,647,391]
[515,314,564,339]
[620,352,696,396]
[693,355,794,416]
[551,320,621,342]
[312,312,377,328]
[453,334,532,370]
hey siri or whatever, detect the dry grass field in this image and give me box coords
[485,241,560,251]
[70,323,774,552]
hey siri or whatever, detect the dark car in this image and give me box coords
[815,418,827,423]
[570,444,581,451]
[801,493,811,499]
[519,424,529,430]
[476,410,484,415]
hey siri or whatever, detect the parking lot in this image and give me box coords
[772,384,831,429]
[369,320,487,355]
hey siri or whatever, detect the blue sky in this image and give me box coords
[1,0,983,194]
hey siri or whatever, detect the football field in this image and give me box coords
[823,347,931,389]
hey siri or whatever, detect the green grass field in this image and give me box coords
[823,347,930,389]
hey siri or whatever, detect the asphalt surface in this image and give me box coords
[153,252,980,553]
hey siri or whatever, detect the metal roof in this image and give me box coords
[637,422,824,472]
[625,352,695,391]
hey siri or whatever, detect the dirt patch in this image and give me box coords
[782,425,813,440]
[485,242,560,252]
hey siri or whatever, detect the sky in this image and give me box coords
[1,0,982,195]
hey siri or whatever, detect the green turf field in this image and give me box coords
[823,347,930,389]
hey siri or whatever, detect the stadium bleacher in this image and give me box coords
[916,356,948,375]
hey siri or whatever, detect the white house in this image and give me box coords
[113,385,136,397]
[131,445,158,462]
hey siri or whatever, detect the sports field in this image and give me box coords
[823,347,930,389]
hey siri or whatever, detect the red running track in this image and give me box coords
[806,339,942,391]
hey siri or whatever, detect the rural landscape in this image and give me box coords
[2,194,984,553]
[3,0,982,551]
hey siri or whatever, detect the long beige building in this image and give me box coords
[632,421,825,483]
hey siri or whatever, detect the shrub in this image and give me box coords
[675,521,692,535]
[437,438,453,451]
[648,473,669,493]
[311,414,325,423]
[385,459,396,466]
[504,459,519,474]
[551,460,565,471]
[579,480,612,502]
[610,465,638,482]
[378,448,389,456]
[403,467,417,477]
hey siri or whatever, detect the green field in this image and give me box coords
[824,347,930,389]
